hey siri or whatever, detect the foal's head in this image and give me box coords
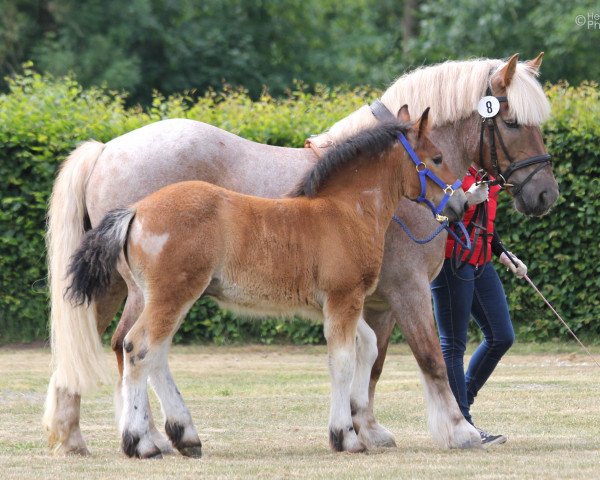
[395,106,467,222]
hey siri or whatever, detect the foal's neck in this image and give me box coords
[322,146,411,235]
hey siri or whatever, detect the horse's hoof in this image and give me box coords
[356,421,397,448]
[457,438,483,449]
[53,443,91,456]
[178,444,203,458]
[374,438,397,448]
[347,443,368,454]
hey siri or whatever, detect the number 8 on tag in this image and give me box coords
[477,96,500,118]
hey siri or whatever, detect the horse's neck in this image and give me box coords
[313,105,379,147]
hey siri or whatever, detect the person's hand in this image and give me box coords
[499,251,528,278]
[466,183,489,205]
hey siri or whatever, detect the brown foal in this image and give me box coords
[66,108,462,458]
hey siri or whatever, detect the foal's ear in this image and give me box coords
[526,51,544,73]
[494,53,519,89]
[414,107,431,140]
[397,104,411,123]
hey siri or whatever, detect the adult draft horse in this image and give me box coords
[65,114,463,457]
[44,53,558,455]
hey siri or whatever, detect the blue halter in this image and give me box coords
[395,130,471,249]
[396,131,462,220]
[369,100,471,249]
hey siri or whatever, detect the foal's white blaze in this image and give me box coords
[130,219,170,257]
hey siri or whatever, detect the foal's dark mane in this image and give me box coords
[289,122,411,198]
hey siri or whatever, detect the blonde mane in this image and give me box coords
[315,58,550,147]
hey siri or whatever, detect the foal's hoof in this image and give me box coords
[122,431,163,459]
[329,427,368,453]
[178,443,203,458]
[144,450,164,460]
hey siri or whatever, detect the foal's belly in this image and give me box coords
[204,277,324,322]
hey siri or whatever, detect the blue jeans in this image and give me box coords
[431,259,515,424]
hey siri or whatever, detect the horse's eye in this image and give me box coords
[432,155,443,165]
[504,119,519,129]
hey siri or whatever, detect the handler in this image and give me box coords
[431,166,527,446]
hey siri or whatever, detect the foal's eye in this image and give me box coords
[432,155,443,165]
[504,119,519,129]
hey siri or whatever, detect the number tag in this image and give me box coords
[477,96,500,118]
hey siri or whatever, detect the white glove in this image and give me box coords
[466,183,489,205]
[499,251,528,278]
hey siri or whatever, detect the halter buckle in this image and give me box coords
[415,162,426,173]
[443,185,455,195]
[435,214,448,223]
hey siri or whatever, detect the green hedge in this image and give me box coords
[0,68,598,344]
[495,81,600,342]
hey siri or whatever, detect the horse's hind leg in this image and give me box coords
[324,292,366,453]
[44,275,126,456]
[351,316,396,448]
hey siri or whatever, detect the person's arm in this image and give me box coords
[494,231,528,278]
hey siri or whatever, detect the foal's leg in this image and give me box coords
[120,287,204,459]
[375,274,481,449]
[324,293,366,453]
[112,283,173,455]
[148,346,202,458]
[351,315,396,448]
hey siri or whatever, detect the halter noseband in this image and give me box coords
[479,87,552,195]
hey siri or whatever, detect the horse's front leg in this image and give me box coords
[324,293,366,453]
[352,309,397,448]
[381,274,481,449]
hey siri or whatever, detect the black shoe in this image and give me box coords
[476,427,507,446]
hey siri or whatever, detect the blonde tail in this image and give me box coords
[43,141,111,438]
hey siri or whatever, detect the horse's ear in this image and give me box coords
[495,53,519,89]
[526,51,544,73]
[415,107,431,140]
[397,104,410,123]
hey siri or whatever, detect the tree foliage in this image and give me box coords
[2,1,597,105]
[410,0,600,85]
[0,0,402,103]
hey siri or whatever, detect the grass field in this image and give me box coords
[0,343,599,479]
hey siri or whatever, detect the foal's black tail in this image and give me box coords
[65,208,135,306]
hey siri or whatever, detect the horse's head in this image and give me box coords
[483,52,559,216]
[398,106,467,223]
